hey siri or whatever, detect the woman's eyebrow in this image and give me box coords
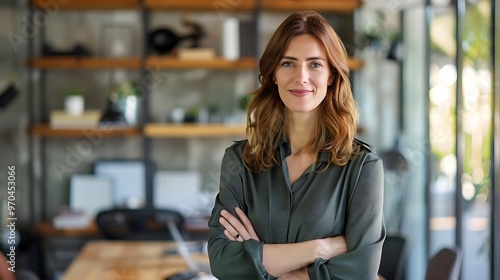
[281,56,326,61]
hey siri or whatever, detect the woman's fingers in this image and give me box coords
[223,230,236,241]
[220,210,245,241]
[219,215,240,241]
[235,207,260,241]
[219,208,261,242]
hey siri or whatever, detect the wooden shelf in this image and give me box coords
[28,57,258,70]
[35,221,101,237]
[262,0,362,12]
[31,124,141,138]
[32,0,141,9]
[28,57,362,71]
[146,56,257,70]
[32,0,361,12]
[146,0,255,10]
[145,123,246,138]
[348,57,365,71]
[29,57,141,69]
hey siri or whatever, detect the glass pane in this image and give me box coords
[428,1,492,278]
[461,0,491,278]
[429,4,457,254]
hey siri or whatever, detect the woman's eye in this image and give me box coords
[311,62,322,68]
[281,61,293,67]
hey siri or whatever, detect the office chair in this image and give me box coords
[378,235,406,280]
[96,208,185,240]
[425,247,462,280]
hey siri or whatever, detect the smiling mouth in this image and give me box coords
[289,89,312,97]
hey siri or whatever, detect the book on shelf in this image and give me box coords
[50,110,101,129]
[52,209,91,229]
[177,48,216,60]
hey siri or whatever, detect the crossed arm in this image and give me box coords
[219,207,348,279]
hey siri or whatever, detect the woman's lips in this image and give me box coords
[289,89,312,97]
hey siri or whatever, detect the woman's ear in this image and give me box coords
[328,75,333,86]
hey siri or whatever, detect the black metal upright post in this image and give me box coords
[39,15,48,221]
[141,0,153,209]
[491,0,500,279]
[254,0,261,89]
[27,0,35,230]
[454,0,465,258]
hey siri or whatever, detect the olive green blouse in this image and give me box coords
[208,139,385,280]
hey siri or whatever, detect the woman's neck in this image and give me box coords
[284,110,317,155]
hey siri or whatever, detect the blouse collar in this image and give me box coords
[279,137,330,164]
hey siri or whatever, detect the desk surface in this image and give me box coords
[61,240,210,280]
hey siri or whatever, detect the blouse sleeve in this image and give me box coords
[307,155,386,280]
[207,146,277,280]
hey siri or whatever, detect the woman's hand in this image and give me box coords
[219,207,260,242]
[316,235,348,260]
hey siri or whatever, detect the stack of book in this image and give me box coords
[50,110,101,128]
[53,209,91,229]
[177,48,216,60]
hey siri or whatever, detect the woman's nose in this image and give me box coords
[294,66,308,84]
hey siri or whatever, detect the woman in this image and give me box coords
[208,10,385,280]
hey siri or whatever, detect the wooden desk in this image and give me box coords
[61,240,210,280]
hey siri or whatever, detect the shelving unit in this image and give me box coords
[27,0,365,231]
[27,0,366,216]
[27,1,366,206]
[27,1,365,278]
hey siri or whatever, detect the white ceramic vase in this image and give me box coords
[64,95,84,115]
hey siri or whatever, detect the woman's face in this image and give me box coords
[274,34,332,114]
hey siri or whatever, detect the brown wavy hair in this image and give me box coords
[243,10,359,172]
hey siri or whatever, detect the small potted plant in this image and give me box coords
[237,93,252,123]
[239,93,252,111]
[64,88,84,115]
[111,80,141,125]
[184,105,200,123]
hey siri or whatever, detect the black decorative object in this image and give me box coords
[148,18,204,55]
[42,43,91,57]
[100,100,127,125]
[0,84,18,109]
